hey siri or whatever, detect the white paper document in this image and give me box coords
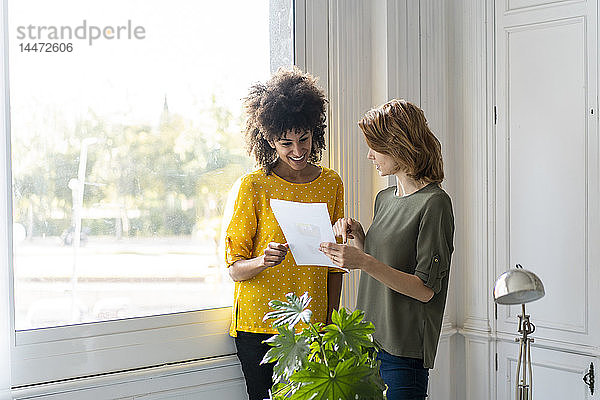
[270,199,348,271]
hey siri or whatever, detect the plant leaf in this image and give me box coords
[262,325,310,382]
[268,381,297,399]
[263,292,313,329]
[289,359,385,400]
[323,308,376,355]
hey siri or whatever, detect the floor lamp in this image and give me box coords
[493,264,545,400]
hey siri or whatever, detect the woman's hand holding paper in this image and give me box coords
[262,242,289,268]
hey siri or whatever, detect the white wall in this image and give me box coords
[446,0,495,399]
[450,0,600,398]
[443,0,506,398]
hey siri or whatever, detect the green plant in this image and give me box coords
[261,292,386,400]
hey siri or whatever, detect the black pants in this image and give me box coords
[235,331,275,400]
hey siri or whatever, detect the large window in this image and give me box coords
[6,0,294,385]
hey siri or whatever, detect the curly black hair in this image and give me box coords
[243,66,327,174]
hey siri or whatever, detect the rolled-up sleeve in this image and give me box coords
[414,194,454,294]
[224,177,257,267]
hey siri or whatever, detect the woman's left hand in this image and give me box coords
[319,242,367,270]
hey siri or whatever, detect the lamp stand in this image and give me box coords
[515,303,535,400]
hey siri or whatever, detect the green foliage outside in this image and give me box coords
[262,292,386,400]
[11,95,254,240]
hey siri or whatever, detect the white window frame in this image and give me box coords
[0,0,330,388]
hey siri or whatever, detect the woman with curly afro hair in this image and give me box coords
[224,67,345,400]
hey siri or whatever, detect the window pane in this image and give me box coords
[8,0,293,330]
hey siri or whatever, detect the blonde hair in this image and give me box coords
[358,99,444,183]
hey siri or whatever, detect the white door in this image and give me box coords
[494,0,599,398]
[497,341,596,400]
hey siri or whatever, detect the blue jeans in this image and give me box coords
[377,349,429,400]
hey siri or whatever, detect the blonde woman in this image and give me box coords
[320,99,454,400]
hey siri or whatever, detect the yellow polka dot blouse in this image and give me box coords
[225,166,344,337]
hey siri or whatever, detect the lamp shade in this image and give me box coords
[493,267,545,305]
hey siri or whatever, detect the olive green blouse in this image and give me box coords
[356,183,454,369]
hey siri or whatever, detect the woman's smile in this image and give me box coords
[271,129,313,172]
[289,153,307,163]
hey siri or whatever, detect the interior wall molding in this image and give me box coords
[296,0,329,165]
[499,310,588,335]
[493,0,599,355]
[446,0,493,334]
[473,0,494,333]
[495,332,600,357]
[384,0,421,104]
[326,0,373,311]
[463,317,492,333]
[503,0,588,17]
[380,0,421,192]
[440,325,459,339]
[447,0,496,397]
[459,328,493,341]
[463,334,495,400]
[419,0,460,336]
[419,0,449,150]
[428,334,453,399]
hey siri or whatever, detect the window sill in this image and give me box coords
[11,355,243,400]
